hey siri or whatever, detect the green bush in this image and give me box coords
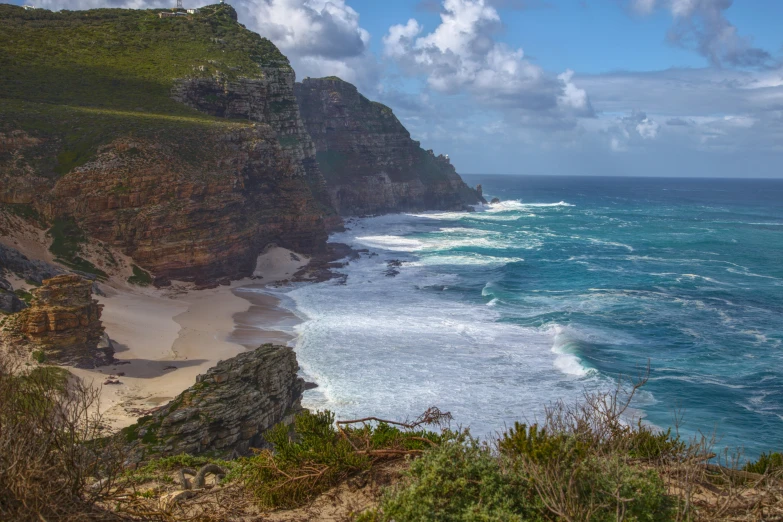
[624,423,685,461]
[239,410,371,509]
[360,432,542,522]
[127,264,152,286]
[499,422,590,467]
[239,410,444,510]
[744,452,783,474]
[14,289,33,305]
[364,429,675,522]
[47,218,108,280]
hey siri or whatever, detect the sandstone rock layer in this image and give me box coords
[0,274,111,367]
[122,344,304,463]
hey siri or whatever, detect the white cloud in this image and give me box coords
[234,0,368,60]
[636,116,660,139]
[557,69,590,113]
[383,0,593,117]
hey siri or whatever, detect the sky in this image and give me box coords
[14,0,783,177]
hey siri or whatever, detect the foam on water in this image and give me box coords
[269,177,783,455]
[275,210,600,434]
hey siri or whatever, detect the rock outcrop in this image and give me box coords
[295,77,484,215]
[121,344,304,463]
[0,5,338,284]
[0,274,112,367]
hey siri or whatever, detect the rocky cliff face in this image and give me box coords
[0,274,112,367]
[121,344,304,463]
[2,95,335,284]
[295,77,484,215]
[46,128,330,283]
[0,5,338,284]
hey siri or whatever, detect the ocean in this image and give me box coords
[271,175,783,457]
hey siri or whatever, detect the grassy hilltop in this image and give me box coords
[0,3,285,176]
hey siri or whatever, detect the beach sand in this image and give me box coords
[67,246,307,430]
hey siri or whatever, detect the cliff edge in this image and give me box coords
[295,77,484,215]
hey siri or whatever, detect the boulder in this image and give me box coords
[120,344,304,464]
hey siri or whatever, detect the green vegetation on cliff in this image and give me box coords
[0,3,286,110]
[0,3,282,177]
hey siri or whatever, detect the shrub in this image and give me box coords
[240,410,372,509]
[127,264,152,286]
[14,288,33,305]
[239,409,446,510]
[47,218,108,280]
[360,432,543,522]
[0,354,123,521]
[365,428,675,522]
[744,452,783,474]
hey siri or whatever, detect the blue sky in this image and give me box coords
[17,0,783,177]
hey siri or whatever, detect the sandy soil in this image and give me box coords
[0,210,308,430]
[67,246,308,430]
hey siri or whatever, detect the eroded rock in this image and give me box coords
[0,274,112,367]
[121,344,304,464]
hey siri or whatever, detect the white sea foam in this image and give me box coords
[272,213,602,436]
[408,254,524,267]
[548,325,594,377]
[488,200,574,210]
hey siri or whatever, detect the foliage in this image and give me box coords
[359,432,542,522]
[743,451,783,474]
[364,428,675,522]
[47,218,108,280]
[0,353,123,521]
[239,409,445,510]
[14,288,33,305]
[0,3,272,177]
[127,264,152,286]
[0,4,287,111]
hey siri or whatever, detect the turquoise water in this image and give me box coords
[280,175,783,457]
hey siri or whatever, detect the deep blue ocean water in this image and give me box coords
[273,175,783,457]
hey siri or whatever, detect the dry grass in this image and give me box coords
[0,351,125,521]
[1,345,780,521]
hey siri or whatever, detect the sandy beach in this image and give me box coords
[68,246,307,430]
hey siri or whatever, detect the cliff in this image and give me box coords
[120,344,304,463]
[295,77,484,215]
[0,274,113,367]
[0,4,335,283]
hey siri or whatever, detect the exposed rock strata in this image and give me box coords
[121,344,304,463]
[172,70,336,222]
[1,30,338,284]
[46,129,331,282]
[0,274,112,367]
[295,77,484,215]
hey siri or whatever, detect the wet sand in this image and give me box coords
[229,286,301,348]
